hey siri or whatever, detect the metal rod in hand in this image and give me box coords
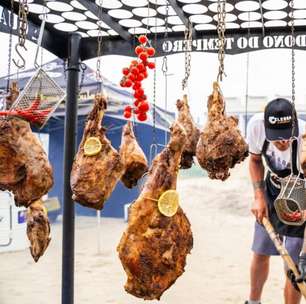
[61,33,81,304]
[262,217,306,298]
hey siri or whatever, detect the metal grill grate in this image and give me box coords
[9,68,66,128]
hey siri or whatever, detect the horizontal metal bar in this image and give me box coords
[80,27,306,59]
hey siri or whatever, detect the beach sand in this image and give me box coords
[0,162,289,304]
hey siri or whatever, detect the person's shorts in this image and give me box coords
[251,221,303,264]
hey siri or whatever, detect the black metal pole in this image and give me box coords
[62,33,81,304]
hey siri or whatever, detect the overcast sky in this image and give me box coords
[1,32,305,124]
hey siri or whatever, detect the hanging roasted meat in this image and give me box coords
[5,81,19,110]
[196,82,248,180]
[117,121,193,300]
[0,84,53,207]
[71,94,124,210]
[176,95,200,169]
[26,199,51,262]
[301,133,306,174]
[119,121,148,188]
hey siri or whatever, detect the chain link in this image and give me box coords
[96,0,103,82]
[216,0,226,82]
[18,0,28,48]
[182,23,192,91]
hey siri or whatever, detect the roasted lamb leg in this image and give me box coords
[26,199,51,262]
[117,121,193,300]
[0,84,53,207]
[71,94,124,210]
[119,121,148,188]
[176,95,200,169]
[196,82,248,180]
[301,133,306,174]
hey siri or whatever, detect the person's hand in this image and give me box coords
[287,269,300,292]
[251,196,267,224]
[297,253,306,283]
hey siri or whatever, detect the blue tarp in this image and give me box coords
[0,59,175,218]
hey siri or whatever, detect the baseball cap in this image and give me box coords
[264,98,298,141]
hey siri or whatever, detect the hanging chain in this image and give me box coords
[96,0,103,82]
[17,0,28,49]
[216,0,226,82]
[6,0,14,93]
[182,22,192,91]
[290,0,296,139]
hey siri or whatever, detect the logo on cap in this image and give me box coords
[268,116,292,125]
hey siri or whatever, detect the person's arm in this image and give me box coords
[249,152,268,224]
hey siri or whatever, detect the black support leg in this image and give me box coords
[61,33,82,304]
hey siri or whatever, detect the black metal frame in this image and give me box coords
[1,1,306,304]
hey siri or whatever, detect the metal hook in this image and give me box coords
[13,44,27,69]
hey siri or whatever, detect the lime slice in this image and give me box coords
[84,137,102,156]
[158,190,179,217]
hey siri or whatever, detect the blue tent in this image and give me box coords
[0,59,175,218]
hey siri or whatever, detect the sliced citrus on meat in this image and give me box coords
[158,190,179,217]
[84,137,102,156]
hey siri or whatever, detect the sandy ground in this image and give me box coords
[0,162,291,304]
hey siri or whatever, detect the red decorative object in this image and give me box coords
[119,34,155,122]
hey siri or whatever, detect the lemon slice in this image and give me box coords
[84,137,102,156]
[158,190,179,217]
[42,205,48,215]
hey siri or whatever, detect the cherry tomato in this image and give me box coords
[131,60,138,66]
[124,105,132,112]
[124,111,132,119]
[139,52,148,62]
[147,62,155,69]
[131,67,139,75]
[138,35,148,44]
[146,47,155,57]
[136,88,144,97]
[129,73,137,81]
[134,99,141,107]
[120,80,126,87]
[134,91,141,99]
[122,68,129,75]
[135,46,144,56]
[125,79,133,87]
[133,82,141,90]
[137,73,144,81]
[143,71,148,78]
[137,112,147,121]
[138,101,149,112]
[137,62,145,72]
[134,108,140,115]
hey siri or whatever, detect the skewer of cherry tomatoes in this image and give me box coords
[120,35,156,122]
